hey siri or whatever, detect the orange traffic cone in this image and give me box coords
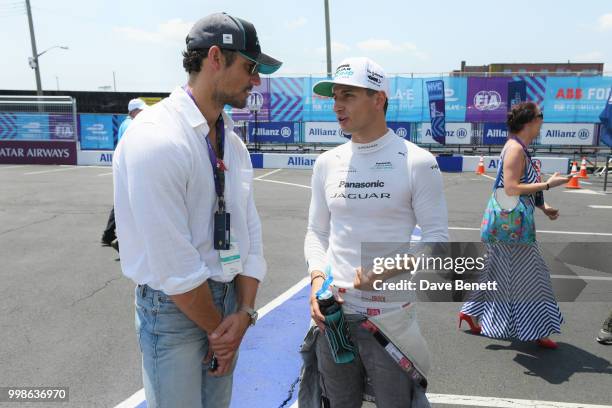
[566,175,581,189]
[476,156,485,175]
[578,157,589,179]
[569,161,578,176]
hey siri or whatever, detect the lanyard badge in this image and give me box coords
[183,86,231,250]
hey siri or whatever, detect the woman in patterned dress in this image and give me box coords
[459,102,571,349]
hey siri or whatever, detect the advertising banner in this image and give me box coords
[77,150,114,166]
[231,78,271,121]
[388,77,423,122]
[49,114,76,140]
[303,76,336,122]
[512,75,546,109]
[462,155,569,174]
[538,123,595,146]
[420,122,472,145]
[270,77,304,122]
[482,123,508,145]
[543,77,612,122]
[262,153,320,169]
[440,77,467,122]
[304,122,349,144]
[79,114,114,150]
[247,121,297,143]
[507,80,527,110]
[0,140,77,165]
[466,77,511,122]
[426,80,446,144]
[16,113,50,140]
[387,122,412,140]
[599,87,612,147]
[0,113,17,139]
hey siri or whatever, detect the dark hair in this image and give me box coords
[366,89,389,114]
[507,102,539,133]
[181,48,237,74]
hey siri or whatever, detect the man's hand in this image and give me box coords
[353,267,376,291]
[208,312,250,359]
[310,274,327,332]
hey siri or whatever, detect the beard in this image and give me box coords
[214,87,251,109]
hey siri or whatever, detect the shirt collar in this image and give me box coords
[350,129,396,154]
[169,86,235,134]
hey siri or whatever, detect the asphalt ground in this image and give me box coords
[0,164,611,408]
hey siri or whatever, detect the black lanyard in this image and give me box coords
[184,86,227,213]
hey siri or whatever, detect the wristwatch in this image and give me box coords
[239,305,258,326]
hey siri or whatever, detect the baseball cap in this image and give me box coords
[186,12,282,75]
[313,57,389,98]
[128,98,146,112]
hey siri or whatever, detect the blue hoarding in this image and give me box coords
[482,123,509,145]
[543,77,612,122]
[16,113,50,140]
[247,121,298,143]
[387,122,412,140]
[79,114,114,150]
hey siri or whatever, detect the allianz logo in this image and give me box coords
[425,128,468,138]
[544,129,590,140]
[486,129,507,138]
[251,126,292,137]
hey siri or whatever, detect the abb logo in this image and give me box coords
[555,88,583,99]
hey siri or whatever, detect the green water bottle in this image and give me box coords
[317,288,356,364]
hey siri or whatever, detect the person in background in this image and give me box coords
[100,98,146,251]
[460,102,570,349]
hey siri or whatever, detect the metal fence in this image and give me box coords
[0,95,77,141]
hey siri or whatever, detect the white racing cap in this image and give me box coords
[313,57,389,97]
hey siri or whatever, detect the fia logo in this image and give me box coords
[474,90,502,111]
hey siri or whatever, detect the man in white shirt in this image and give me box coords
[303,57,448,407]
[101,98,146,250]
[113,12,281,408]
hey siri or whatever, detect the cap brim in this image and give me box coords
[312,81,335,97]
[240,51,282,75]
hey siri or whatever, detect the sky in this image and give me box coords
[1,0,611,93]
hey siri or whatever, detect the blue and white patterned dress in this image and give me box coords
[461,145,563,341]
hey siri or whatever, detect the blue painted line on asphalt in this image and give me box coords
[130,286,311,408]
[230,285,311,408]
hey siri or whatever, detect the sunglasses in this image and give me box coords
[246,61,259,76]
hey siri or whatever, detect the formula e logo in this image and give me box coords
[456,128,468,139]
[474,90,502,111]
[578,129,590,140]
[246,92,264,112]
[280,127,291,138]
[396,127,408,138]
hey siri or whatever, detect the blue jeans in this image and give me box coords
[135,281,238,408]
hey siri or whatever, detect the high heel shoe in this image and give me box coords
[536,338,558,349]
[458,312,481,334]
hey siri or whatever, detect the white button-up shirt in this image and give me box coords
[113,87,266,295]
